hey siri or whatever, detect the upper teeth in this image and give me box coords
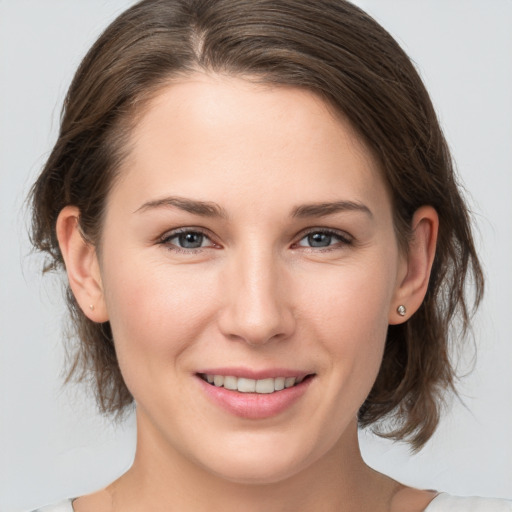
[204,375,302,393]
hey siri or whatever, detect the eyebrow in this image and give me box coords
[135,196,228,218]
[135,196,372,220]
[291,200,373,219]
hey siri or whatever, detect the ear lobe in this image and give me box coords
[389,205,439,325]
[56,206,109,323]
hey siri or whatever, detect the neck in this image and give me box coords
[109,411,399,512]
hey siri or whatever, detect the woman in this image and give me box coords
[25,0,511,510]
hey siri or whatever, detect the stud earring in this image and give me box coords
[397,305,406,317]
[89,304,95,311]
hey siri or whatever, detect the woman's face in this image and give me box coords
[97,74,406,483]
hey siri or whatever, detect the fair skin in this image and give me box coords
[57,74,439,512]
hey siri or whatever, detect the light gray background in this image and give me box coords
[1,1,511,511]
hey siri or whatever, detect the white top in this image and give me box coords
[30,501,74,512]
[424,493,512,511]
[29,494,512,511]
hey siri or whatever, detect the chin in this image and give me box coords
[191,431,323,485]
[207,457,308,486]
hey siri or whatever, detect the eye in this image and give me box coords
[160,229,216,251]
[296,230,352,249]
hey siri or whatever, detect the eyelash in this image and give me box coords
[158,227,353,253]
[158,228,218,254]
[293,228,353,251]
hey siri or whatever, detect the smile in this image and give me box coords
[197,371,315,419]
[199,374,307,394]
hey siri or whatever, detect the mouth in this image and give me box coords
[198,373,314,394]
[196,370,315,419]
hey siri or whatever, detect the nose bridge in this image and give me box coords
[219,241,294,345]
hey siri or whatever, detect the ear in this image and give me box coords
[389,205,439,325]
[56,206,109,323]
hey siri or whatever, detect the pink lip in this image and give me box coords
[196,371,314,420]
[196,367,310,380]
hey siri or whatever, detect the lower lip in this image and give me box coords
[197,376,313,419]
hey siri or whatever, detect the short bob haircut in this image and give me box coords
[30,0,483,450]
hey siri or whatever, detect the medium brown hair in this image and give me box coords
[30,0,483,449]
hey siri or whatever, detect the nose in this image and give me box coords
[217,246,296,346]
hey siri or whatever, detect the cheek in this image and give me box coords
[100,255,219,378]
[305,260,393,333]
[300,259,395,386]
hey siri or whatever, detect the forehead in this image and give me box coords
[112,73,389,215]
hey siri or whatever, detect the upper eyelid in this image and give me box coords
[159,226,214,242]
[158,228,219,252]
[156,226,353,247]
[292,229,354,251]
[296,227,353,241]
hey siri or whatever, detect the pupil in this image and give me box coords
[308,233,331,247]
[179,232,203,248]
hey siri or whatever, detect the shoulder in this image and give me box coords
[26,499,74,512]
[425,493,512,511]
